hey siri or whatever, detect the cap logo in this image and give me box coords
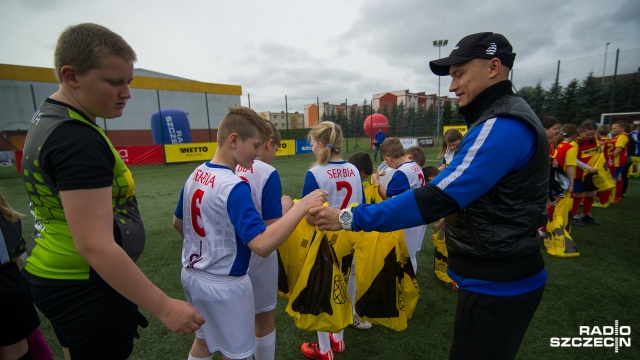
[486,43,497,55]
[453,45,459,50]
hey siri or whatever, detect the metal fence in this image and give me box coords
[244,48,640,138]
[2,48,638,150]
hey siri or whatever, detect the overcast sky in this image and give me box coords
[1,0,639,112]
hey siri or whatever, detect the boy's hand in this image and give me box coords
[372,172,382,185]
[298,189,328,210]
[308,206,342,231]
[281,195,294,214]
[156,298,205,335]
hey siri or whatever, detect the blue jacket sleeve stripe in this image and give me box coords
[352,190,424,232]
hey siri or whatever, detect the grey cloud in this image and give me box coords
[12,0,76,10]
[247,41,313,64]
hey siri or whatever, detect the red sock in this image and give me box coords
[597,191,609,204]
[547,204,555,222]
[615,180,623,200]
[571,196,582,216]
[583,197,594,215]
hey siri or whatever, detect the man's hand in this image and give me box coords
[308,206,342,230]
[156,298,205,335]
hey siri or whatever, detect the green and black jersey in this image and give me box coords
[22,98,145,280]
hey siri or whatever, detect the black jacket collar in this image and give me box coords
[459,80,514,125]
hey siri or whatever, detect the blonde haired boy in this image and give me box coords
[173,106,326,360]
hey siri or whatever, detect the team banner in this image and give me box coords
[0,151,19,175]
[279,203,419,332]
[583,150,615,191]
[629,156,640,178]
[348,229,420,331]
[399,138,417,149]
[295,139,313,154]
[276,139,296,156]
[285,231,353,333]
[543,196,580,257]
[443,125,468,136]
[432,228,454,285]
[417,137,435,148]
[114,145,164,165]
[277,218,319,299]
[164,142,216,163]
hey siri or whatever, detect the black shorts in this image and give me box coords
[22,269,138,360]
[0,263,40,346]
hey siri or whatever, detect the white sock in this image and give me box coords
[348,267,357,317]
[332,330,344,341]
[188,354,213,360]
[317,332,331,353]
[411,257,418,275]
[254,330,276,360]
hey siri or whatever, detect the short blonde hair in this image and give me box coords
[380,137,405,159]
[217,106,271,144]
[308,121,343,166]
[265,120,281,147]
[54,23,136,82]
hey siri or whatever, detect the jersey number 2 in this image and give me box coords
[336,181,353,209]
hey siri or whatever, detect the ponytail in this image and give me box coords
[308,121,343,166]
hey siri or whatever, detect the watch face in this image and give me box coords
[340,210,351,223]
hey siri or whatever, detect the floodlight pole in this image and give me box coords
[602,42,610,86]
[433,39,448,139]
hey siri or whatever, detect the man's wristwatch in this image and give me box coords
[339,208,353,231]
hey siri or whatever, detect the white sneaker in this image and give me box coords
[351,314,372,330]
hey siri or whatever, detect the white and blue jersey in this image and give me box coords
[236,159,283,313]
[385,160,425,197]
[376,161,395,189]
[236,160,282,221]
[385,160,425,273]
[175,162,266,276]
[302,161,364,209]
[443,149,455,166]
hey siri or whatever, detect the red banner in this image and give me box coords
[114,145,164,165]
[14,150,23,173]
[9,147,162,174]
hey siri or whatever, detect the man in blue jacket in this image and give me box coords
[373,127,386,161]
[311,32,548,360]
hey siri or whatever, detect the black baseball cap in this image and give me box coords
[429,32,516,76]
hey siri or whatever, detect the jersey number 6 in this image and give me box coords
[190,189,206,237]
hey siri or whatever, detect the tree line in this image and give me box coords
[517,72,639,124]
[316,71,639,138]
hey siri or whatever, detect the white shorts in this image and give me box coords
[247,251,278,314]
[403,225,426,258]
[181,268,255,359]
